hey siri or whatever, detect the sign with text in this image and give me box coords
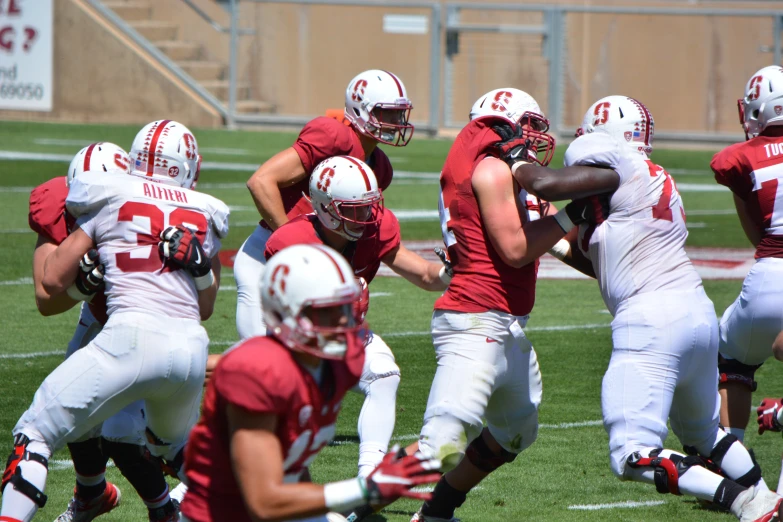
[0,0,53,111]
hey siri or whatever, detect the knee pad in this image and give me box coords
[361,356,400,390]
[2,435,48,508]
[718,356,761,392]
[626,448,704,496]
[465,433,517,473]
[705,435,762,488]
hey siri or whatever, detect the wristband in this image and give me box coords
[547,239,571,261]
[553,207,575,233]
[193,270,215,291]
[438,266,452,285]
[67,284,93,302]
[510,160,530,175]
[324,477,367,513]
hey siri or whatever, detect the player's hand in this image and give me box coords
[363,445,441,504]
[159,226,211,278]
[757,398,783,435]
[565,195,611,226]
[67,250,105,302]
[354,277,370,323]
[434,247,453,284]
[492,123,535,167]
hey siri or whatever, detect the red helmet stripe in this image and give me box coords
[146,120,171,177]
[314,245,346,283]
[382,70,404,97]
[83,143,98,172]
[341,156,372,190]
[631,98,652,146]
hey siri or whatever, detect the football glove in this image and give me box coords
[159,225,214,290]
[363,446,441,504]
[67,249,105,302]
[354,277,370,323]
[554,195,611,233]
[492,123,535,167]
[757,398,783,435]
[434,247,453,284]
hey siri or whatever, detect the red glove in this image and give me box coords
[363,446,441,504]
[757,398,783,435]
[354,277,369,322]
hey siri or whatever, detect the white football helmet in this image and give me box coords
[739,66,783,140]
[129,120,201,189]
[344,69,414,147]
[470,88,556,166]
[66,142,130,187]
[309,156,384,241]
[262,244,362,360]
[577,95,654,155]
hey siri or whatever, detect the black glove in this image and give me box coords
[564,195,611,227]
[492,123,535,167]
[158,225,211,278]
[67,249,105,302]
[434,247,453,282]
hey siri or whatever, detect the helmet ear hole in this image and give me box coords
[753,109,760,118]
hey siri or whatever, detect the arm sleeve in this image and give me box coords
[711,148,753,200]
[292,117,355,173]
[76,213,98,241]
[214,355,289,415]
[65,175,111,218]
[377,210,402,259]
[371,150,394,191]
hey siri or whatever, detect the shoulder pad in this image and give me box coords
[65,172,118,218]
[564,132,621,169]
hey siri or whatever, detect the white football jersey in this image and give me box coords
[564,132,703,315]
[67,173,230,320]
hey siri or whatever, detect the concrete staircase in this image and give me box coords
[103,0,273,115]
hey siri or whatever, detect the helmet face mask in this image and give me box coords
[518,112,556,166]
[344,70,415,147]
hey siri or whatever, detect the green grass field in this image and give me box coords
[0,120,781,521]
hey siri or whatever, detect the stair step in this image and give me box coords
[202,80,251,101]
[104,1,151,21]
[235,100,275,114]
[154,41,202,61]
[131,21,178,42]
[176,60,225,81]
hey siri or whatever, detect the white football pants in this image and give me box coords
[419,310,542,470]
[234,224,272,340]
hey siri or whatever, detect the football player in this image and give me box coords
[180,244,441,522]
[411,93,598,522]
[711,67,783,451]
[756,330,783,494]
[1,120,229,522]
[508,96,780,520]
[234,69,413,339]
[29,143,176,522]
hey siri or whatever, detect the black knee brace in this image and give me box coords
[718,356,761,392]
[708,435,762,487]
[465,434,517,473]
[2,435,48,508]
[627,449,705,496]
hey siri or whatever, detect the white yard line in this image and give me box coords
[540,420,603,429]
[0,229,34,234]
[568,500,665,511]
[0,350,62,359]
[382,323,611,338]
[0,277,33,285]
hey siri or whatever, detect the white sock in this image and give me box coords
[624,448,724,502]
[143,483,170,509]
[169,482,188,504]
[0,441,51,522]
[724,427,745,443]
[357,374,400,478]
[75,470,106,487]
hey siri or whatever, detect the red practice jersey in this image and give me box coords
[28,176,108,324]
[436,117,539,317]
[181,336,364,522]
[712,131,783,259]
[264,211,401,284]
[264,117,394,227]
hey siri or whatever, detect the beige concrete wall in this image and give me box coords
[0,0,222,127]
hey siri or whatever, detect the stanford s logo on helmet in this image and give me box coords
[738,66,783,141]
[67,142,131,187]
[577,95,655,156]
[344,70,414,147]
[261,244,362,360]
[129,120,202,189]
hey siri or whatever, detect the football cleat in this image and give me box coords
[731,486,783,522]
[148,499,180,522]
[54,482,121,522]
[410,511,460,522]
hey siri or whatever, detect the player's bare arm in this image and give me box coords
[42,227,94,296]
[197,255,222,321]
[228,405,333,521]
[732,193,763,247]
[511,163,620,202]
[246,148,308,230]
[32,234,79,316]
[382,244,448,291]
[473,157,566,268]
[541,205,596,278]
